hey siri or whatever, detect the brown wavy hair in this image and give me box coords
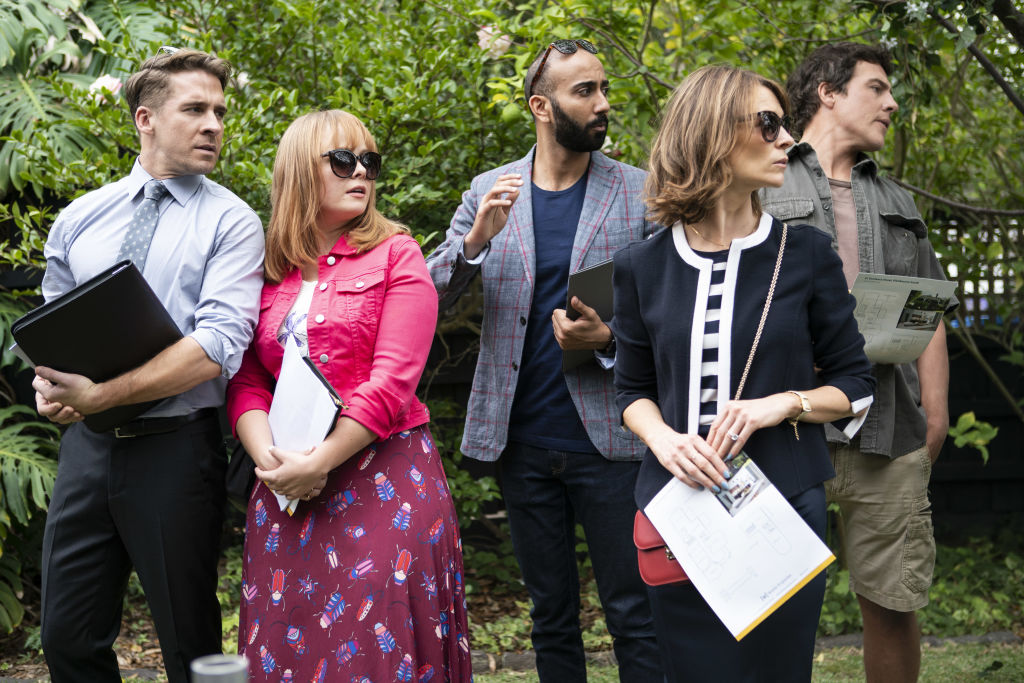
[125,48,231,117]
[264,110,409,283]
[645,65,788,227]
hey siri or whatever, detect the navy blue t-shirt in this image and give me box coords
[507,171,598,453]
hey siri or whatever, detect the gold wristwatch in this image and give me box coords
[786,390,812,440]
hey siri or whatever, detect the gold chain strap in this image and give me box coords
[732,222,788,401]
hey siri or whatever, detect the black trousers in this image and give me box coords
[40,416,226,683]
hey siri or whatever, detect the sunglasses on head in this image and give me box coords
[321,149,382,180]
[528,39,599,99]
[750,111,792,143]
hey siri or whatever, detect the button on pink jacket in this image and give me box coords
[227,232,436,439]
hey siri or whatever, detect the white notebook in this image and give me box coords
[267,337,344,513]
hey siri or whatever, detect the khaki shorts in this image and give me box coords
[826,443,935,612]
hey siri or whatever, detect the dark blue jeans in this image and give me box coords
[499,442,661,683]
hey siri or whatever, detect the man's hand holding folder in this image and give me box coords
[34,374,85,425]
[32,336,220,426]
[552,295,612,350]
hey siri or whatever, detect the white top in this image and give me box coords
[276,280,317,355]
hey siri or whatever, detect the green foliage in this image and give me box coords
[0,291,33,379]
[921,531,1024,636]
[0,0,170,198]
[0,272,57,639]
[0,403,57,633]
[427,398,503,532]
[427,397,520,592]
[948,411,999,463]
[218,536,245,654]
[0,551,25,634]
[0,405,58,528]
[470,599,532,653]
[818,566,863,637]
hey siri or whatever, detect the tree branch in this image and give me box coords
[991,0,1024,50]
[887,177,1024,217]
[736,0,878,43]
[566,14,674,94]
[948,322,1024,425]
[928,6,1024,118]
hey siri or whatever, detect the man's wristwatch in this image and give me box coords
[786,390,812,440]
[600,334,615,355]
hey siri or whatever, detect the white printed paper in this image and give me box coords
[644,453,834,640]
[267,337,341,514]
[850,273,957,364]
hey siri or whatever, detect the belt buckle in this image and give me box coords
[113,427,136,439]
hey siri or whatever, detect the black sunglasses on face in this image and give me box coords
[528,39,599,99]
[321,149,382,180]
[750,111,792,143]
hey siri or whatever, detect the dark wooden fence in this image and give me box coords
[423,325,1024,538]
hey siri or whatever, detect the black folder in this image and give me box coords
[562,258,614,370]
[11,260,183,432]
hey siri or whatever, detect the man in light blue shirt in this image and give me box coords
[32,48,264,683]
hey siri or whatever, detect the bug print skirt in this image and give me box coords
[238,425,472,682]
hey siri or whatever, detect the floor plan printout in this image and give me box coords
[644,454,834,640]
[850,273,957,364]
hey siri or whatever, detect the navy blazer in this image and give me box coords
[612,214,876,507]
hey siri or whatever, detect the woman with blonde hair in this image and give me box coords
[612,65,875,680]
[228,110,471,682]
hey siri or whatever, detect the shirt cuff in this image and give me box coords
[189,328,236,378]
[461,240,489,264]
[841,395,874,439]
[594,346,616,370]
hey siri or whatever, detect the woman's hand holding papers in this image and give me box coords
[623,398,730,492]
[255,415,378,501]
[256,445,327,500]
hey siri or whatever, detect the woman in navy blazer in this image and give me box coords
[613,65,875,681]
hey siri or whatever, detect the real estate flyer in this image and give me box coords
[644,453,834,640]
[850,273,958,364]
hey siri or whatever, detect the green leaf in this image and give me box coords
[955,25,977,52]
[954,411,976,432]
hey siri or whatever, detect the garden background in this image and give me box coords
[0,0,1022,677]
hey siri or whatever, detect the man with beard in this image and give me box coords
[426,40,660,682]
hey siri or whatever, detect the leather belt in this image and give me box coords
[112,407,218,439]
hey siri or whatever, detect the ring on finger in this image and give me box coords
[727,432,740,441]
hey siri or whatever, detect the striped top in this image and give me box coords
[696,249,729,432]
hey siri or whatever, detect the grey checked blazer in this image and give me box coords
[426,148,655,462]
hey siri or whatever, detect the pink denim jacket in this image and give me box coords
[227,232,436,439]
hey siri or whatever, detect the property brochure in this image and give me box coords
[644,452,834,640]
[850,273,957,364]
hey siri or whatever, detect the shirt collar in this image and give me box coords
[326,231,359,257]
[126,158,204,205]
[788,141,878,177]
